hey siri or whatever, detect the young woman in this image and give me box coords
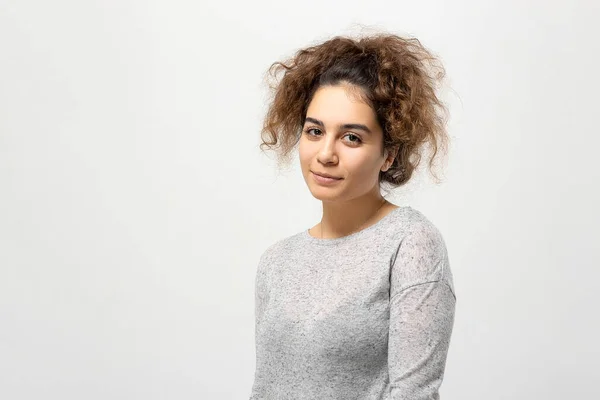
[250,32,457,399]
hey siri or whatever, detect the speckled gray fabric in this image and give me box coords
[250,206,456,400]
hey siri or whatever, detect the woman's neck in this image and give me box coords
[315,194,392,239]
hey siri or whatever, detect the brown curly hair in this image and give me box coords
[259,31,450,188]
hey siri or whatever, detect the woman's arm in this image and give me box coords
[388,222,457,399]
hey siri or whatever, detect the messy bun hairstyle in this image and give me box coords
[259,32,450,188]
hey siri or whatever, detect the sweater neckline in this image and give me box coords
[301,205,411,246]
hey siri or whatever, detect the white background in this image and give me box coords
[1,0,599,399]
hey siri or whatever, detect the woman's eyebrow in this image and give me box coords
[304,117,372,134]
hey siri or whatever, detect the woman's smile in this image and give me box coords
[311,171,343,185]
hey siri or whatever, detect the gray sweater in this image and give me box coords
[250,206,456,399]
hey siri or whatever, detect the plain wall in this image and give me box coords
[1,0,599,398]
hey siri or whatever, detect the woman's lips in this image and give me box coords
[311,171,343,185]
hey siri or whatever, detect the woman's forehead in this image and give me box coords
[306,86,377,125]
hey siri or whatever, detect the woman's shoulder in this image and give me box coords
[385,205,446,243]
[389,206,456,298]
[258,205,447,258]
[257,232,302,264]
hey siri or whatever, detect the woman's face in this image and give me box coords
[298,84,391,203]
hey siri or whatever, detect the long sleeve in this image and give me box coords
[249,249,271,400]
[388,222,457,399]
[249,206,455,399]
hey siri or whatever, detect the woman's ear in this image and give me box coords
[382,146,399,172]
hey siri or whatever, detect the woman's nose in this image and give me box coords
[317,140,338,164]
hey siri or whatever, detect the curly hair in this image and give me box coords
[259,31,450,188]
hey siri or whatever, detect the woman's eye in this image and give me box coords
[344,134,362,144]
[303,128,361,144]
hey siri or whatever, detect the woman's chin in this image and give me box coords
[307,186,343,201]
